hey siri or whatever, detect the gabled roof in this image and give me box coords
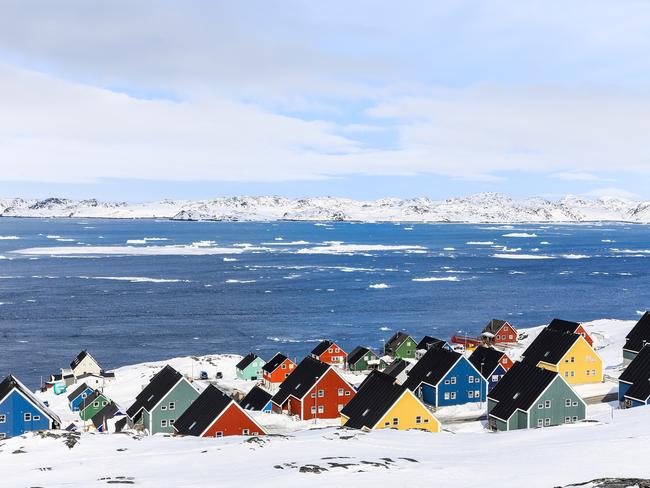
[311,340,334,356]
[546,318,581,334]
[80,390,105,411]
[347,346,377,365]
[520,328,580,366]
[624,312,650,353]
[385,332,412,352]
[384,358,409,379]
[236,353,261,371]
[91,402,120,429]
[239,386,273,411]
[469,347,505,378]
[70,350,99,370]
[620,346,650,401]
[403,348,461,391]
[262,353,289,374]
[488,362,558,421]
[416,336,448,351]
[67,383,91,402]
[0,375,61,425]
[271,357,329,406]
[77,371,115,380]
[341,371,406,430]
[174,385,233,436]
[482,319,509,335]
[126,365,184,419]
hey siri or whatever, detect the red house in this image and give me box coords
[270,357,355,420]
[546,318,593,346]
[310,340,347,367]
[262,353,296,387]
[482,320,518,344]
[174,385,265,438]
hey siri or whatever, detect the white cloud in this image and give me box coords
[550,172,613,182]
[584,187,640,200]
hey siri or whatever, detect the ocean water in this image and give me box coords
[0,218,648,388]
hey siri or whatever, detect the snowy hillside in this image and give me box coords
[5,318,646,487]
[2,193,650,222]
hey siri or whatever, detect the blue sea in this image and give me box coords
[0,218,648,388]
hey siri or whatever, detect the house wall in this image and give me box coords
[489,416,508,431]
[419,384,437,406]
[555,338,603,385]
[575,325,593,347]
[487,364,507,391]
[493,324,517,344]
[237,359,266,381]
[317,344,347,367]
[499,354,514,371]
[528,378,585,429]
[300,369,355,420]
[264,359,296,383]
[70,388,94,411]
[623,349,637,366]
[436,358,488,407]
[202,403,265,437]
[395,338,417,359]
[149,380,200,435]
[375,392,439,432]
[0,390,52,438]
[619,382,631,402]
[80,394,109,421]
[349,352,378,371]
[287,396,302,417]
[73,355,101,377]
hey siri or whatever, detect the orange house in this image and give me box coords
[310,340,347,367]
[482,320,518,344]
[262,353,296,386]
[174,385,265,437]
[271,357,355,420]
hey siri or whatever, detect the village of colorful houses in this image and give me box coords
[2,313,650,440]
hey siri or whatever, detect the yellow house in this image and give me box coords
[521,328,603,385]
[340,370,440,432]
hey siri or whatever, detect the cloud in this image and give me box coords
[550,172,613,182]
[584,187,640,200]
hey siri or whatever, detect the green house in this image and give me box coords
[79,390,110,421]
[487,362,586,432]
[347,346,385,372]
[384,332,417,359]
[126,365,200,435]
[236,353,266,381]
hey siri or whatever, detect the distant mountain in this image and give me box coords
[0,193,648,222]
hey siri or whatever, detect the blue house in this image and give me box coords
[619,345,650,408]
[0,375,61,439]
[239,386,273,412]
[469,346,510,391]
[67,383,94,412]
[403,348,487,407]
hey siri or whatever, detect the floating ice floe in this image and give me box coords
[502,233,538,238]
[412,276,460,282]
[491,253,555,259]
[79,276,190,283]
[466,241,494,245]
[0,236,19,240]
[562,254,590,259]
[225,279,257,284]
[295,244,427,254]
[369,283,390,289]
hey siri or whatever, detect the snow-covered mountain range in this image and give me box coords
[2,193,650,222]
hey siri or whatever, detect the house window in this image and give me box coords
[169,402,175,410]
[318,389,324,398]
[335,348,339,353]
[469,376,474,384]
[591,370,596,376]
[338,388,344,396]
[502,358,508,364]
[318,406,324,414]
[570,357,575,363]
[469,391,474,399]
[586,370,590,376]
[93,402,99,407]
[102,401,107,406]
[344,391,351,396]
[33,415,41,421]
[450,377,456,385]
[444,380,450,385]
[311,406,316,414]
[161,419,168,427]
[311,392,316,398]
[281,364,286,369]
[82,392,87,398]
[415,416,422,424]
[537,403,543,409]
[475,390,480,398]
[384,421,390,426]
[0,415,5,423]
[565,399,571,407]
[572,416,578,422]
[444,392,450,400]
[572,401,578,407]
[564,371,569,378]
[565,417,571,423]
[169,419,175,425]
[544,418,551,426]
[570,371,575,377]
[252,432,258,435]
[491,375,498,382]
[243,429,249,435]
[161,405,167,411]
[338,404,343,412]
[289,364,294,369]
[450,392,456,400]
[285,373,289,378]
[537,419,543,427]
[509,335,513,340]
[0,433,4,439]
[392,417,399,426]
[544,400,551,408]
[216,431,223,437]
[423,418,429,423]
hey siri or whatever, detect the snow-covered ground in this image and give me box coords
[4,193,650,222]
[7,318,642,487]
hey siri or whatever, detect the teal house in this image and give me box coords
[236,353,266,381]
[126,365,200,435]
[487,362,586,431]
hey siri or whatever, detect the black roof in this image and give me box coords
[469,347,505,378]
[482,319,509,335]
[262,353,289,374]
[384,358,409,379]
[311,340,334,356]
[0,375,60,425]
[488,362,558,421]
[521,328,580,366]
[271,356,329,406]
[385,332,412,353]
[624,312,650,353]
[546,318,581,334]
[240,386,273,411]
[70,350,98,370]
[620,346,650,401]
[174,385,233,436]
[347,346,377,365]
[126,365,184,419]
[415,335,448,351]
[67,383,91,402]
[91,401,120,429]
[403,348,461,391]
[341,371,407,430]
[236,353,261,371]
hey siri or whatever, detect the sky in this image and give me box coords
[1,0,650,202]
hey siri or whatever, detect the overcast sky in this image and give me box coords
[1,1,649,201]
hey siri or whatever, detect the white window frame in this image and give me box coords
[242,429,249,435]
[337,388,344,396]
[450,377,457,385]
[24,412,32,421]
[450,392,457,400]
[161,419,168,427]
[0,414,5,423]
[169,402,175,410]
